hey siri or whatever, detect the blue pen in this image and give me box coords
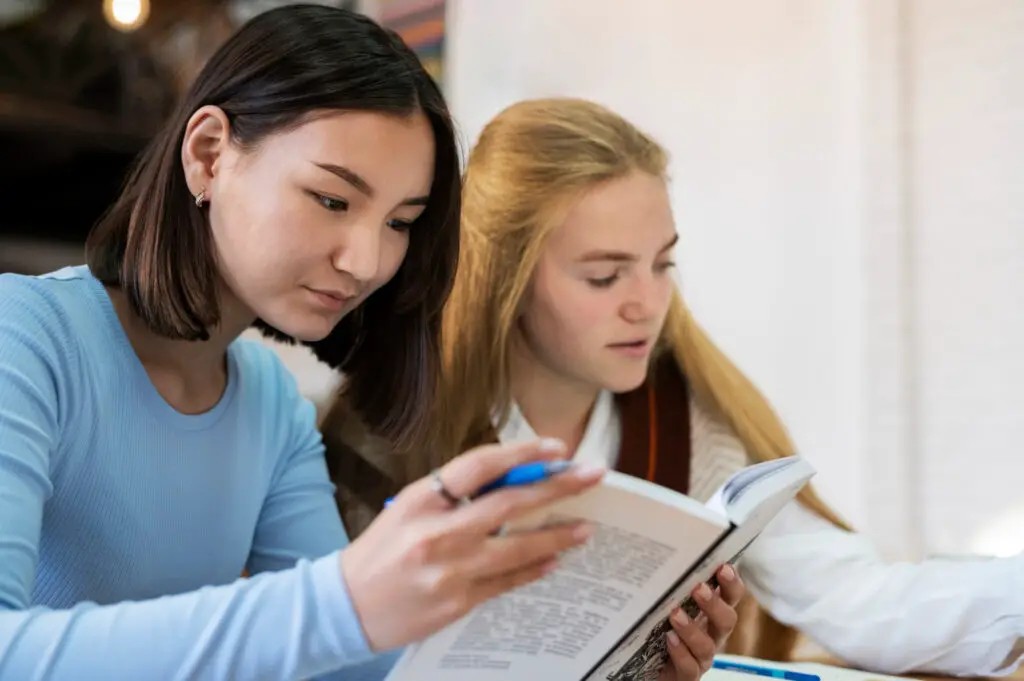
[476,460,574,495]
[711,660,820,681]
[384,460,574,508]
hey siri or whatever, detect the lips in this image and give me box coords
[306,287,355,312]
[609,339,649,349]
[314,290,349,303]
[607,338,652,359]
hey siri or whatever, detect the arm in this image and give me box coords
[244,351,401,681]
[740,500,1024,676]
[0,281,374,681]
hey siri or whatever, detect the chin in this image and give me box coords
[259,312,339,344]
[600,366,651,394]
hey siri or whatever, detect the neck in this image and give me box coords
[508,334,601,456]
[107,286,255,414]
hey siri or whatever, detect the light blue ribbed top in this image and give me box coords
[0,265,398,680]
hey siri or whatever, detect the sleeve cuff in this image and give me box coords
[310,550,374,663]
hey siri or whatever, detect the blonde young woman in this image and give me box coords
[323,98,1024,678]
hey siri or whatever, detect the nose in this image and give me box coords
[620,273,660,324]
[331,220,381,284]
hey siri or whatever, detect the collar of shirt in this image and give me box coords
[495,390,621,469]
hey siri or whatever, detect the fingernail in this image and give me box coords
[538,438,566,452]
[672,608,689,626]
[696,583,712,601]
[721,564,736,581]
[542,558,559,574]
[573,523,595,541]
[667,630,681,647]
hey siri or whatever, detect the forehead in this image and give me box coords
[546,171,675,257]
[250,110,436,194]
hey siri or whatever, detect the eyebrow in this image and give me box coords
[314,162,430,207]
[578,233,679,263]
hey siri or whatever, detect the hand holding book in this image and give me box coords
[656,564,747,681]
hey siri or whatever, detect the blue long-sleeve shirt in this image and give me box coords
[0,265,399,680]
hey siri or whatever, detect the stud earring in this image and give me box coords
[194,188,206,208]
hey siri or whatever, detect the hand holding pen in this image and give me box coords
[384,459,577,507]
[341,439,605,652]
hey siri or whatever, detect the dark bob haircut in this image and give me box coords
[85,4,461,449]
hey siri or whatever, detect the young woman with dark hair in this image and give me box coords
[0,7,603,680]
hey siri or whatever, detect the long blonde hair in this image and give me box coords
[435,97,852,659]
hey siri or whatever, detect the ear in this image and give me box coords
[181,105,232,202]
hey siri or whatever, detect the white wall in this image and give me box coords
[445,0,1024,559]
[908,0,1024,557]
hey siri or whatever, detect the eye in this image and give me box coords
[308,191,348,212]
[587,274,619,289]
[654,260,676,274]
[387,218,414,231]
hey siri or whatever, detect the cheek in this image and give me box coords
[377,230,410,285]
[212,158,269,238]
[523,285,607,356]
[212,206,306,296]
[211,167,303,270]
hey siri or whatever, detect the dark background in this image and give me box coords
[0,0,358,274]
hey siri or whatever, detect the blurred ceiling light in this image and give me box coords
[102,0,150,32]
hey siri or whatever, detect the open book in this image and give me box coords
[384,456,815,681]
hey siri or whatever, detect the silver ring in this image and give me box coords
[430,469,466,507]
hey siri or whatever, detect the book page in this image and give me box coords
[586,460,815,681]
[584,523,758,681]
[714,456,816,524]
[716,457,796,507]
[385,472,729,681]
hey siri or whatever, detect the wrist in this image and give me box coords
[308,550,375,660]
[338,544,382,653]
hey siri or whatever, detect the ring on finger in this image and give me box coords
[431,468,469,508]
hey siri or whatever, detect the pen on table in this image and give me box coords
[711,660,821,681]
[384,460,575,508]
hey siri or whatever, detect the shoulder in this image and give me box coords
[226,336,333,487]
[230,333,344,456]
[0,267,98,369]
[232,330,343,413]
[231,334,311,412]
[0,268,101,453]
[688,390,751,501]
[0,266,93,328]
